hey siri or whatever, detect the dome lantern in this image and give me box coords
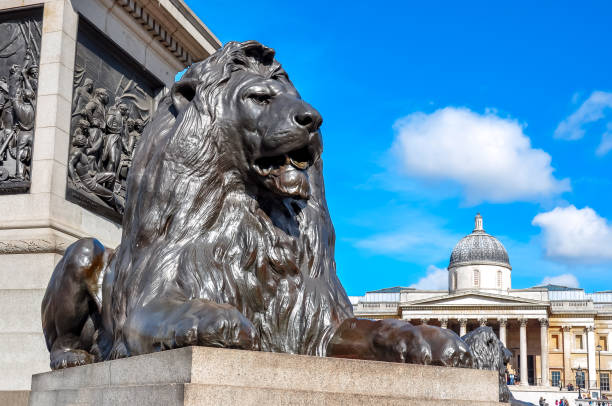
[474,213,483,232]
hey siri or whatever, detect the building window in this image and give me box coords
[550,334,559,350]
[599,335,608,351]
[576,370,585,389]
[601,372,610,391]
[497,270,502,288]
[551,371,561,387]
[575,334,584,350]
[473,269,480,287]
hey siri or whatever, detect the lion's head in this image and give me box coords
[106,41,353,357]
[167,41,322,200]
[462,326,512,402]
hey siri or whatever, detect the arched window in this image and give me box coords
[497,270,503,288]
[473,269,480,287]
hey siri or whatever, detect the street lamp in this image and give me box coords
[577,365,583,399]
[597,344,603,390]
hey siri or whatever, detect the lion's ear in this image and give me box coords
[171,78,198,113]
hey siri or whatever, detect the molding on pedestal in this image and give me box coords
[0,236,72,255]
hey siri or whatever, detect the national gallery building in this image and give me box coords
[350,214,612,394]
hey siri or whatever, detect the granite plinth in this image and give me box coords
[29,346,502,405]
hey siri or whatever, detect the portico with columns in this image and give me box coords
[398,291,549,386]
[350,214,612,395]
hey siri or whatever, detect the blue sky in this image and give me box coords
[184,1,612,295]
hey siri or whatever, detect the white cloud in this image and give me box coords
[392,107,570,204]
[555,91,612,155]
[596,124,612,156]
[532,205,612,263]
[410,265,448,290]
[555,91,612,140]
[540,273,580,288]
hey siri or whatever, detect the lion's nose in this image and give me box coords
[294,107,322,132]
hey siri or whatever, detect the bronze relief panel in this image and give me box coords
[0,7,42,194]
[66,18,163,223]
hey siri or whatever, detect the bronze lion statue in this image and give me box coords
[462,327,513,403]
[42,41,472,370]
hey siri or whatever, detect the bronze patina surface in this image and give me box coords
[42,41,473,371]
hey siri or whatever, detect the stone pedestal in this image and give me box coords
[0,0,220,399]
[29,346,501,406]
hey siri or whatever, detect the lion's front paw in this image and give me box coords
[50,349,95,370]
[372,319,432,364]
[172,301,260,350]
[415,325,473,368]
[127,299,260,355]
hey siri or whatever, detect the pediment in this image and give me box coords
[406,291,545,307]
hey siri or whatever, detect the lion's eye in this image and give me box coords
[248,93,272,105]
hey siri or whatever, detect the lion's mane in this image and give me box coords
[462,326,512,402]
[102,41,353,358]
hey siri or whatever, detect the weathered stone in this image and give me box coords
[30,347,501,405]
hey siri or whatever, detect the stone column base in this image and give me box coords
[30,346,501,405]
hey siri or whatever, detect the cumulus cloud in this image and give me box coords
[540,273,580,288]
[555,91,612,155]
[532,205,612,263]
[392,107,570,204]
[410,265,448,290]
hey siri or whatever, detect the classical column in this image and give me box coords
[459,318,468,337]
[439,318,448,329]
[587,326,596,389]
[539,318,549,386]
[421,318,429,325]
[498,318,508,347]
[562,326,572,387]
[478,317,488,327]
[519,318,529,386]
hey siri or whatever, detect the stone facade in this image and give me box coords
[0,0,220,399]
[350,216,612,399]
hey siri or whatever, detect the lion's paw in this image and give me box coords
[127,299,261,354]
[372,319,433,364]
[415,324,473,368]
[172,301,260,350]
[50,349,95,370]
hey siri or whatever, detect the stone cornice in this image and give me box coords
[401,304,549,312]
[404,290,547,306]
[115,0,221,67]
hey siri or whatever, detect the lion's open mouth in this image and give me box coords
[252,146,314,200]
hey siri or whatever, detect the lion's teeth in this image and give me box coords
[289,158,308,170]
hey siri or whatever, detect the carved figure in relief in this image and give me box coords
[83,88,108,170]
[68,70,151,215]
[43,41,473,371]
[68,129,122,212]
[0,17,42,189]
[27,65,38,92]
[0,60,38,180]
[101,102,128,182]
[71,77,93,129]
[12,88,35,179]
[115,118,137,193]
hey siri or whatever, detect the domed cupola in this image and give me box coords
[448,214,511,293]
